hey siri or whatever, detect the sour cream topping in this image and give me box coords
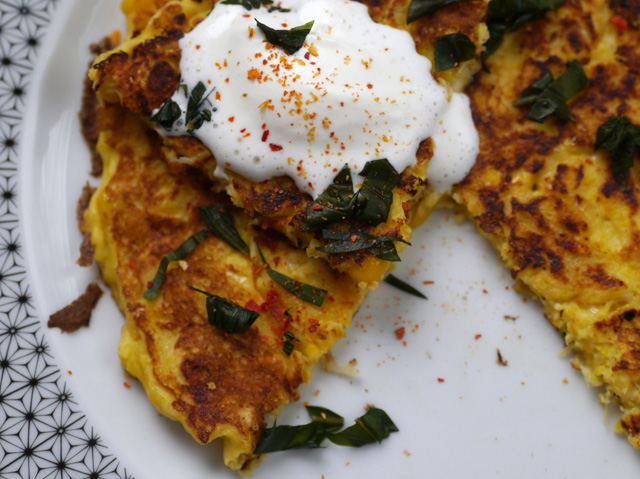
[162,0,478,197]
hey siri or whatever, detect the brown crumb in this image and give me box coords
[403,450,411,457]
[503,315,519,321]
[48,282,103,332]
[76,182,96,266]
[496,349,508,366]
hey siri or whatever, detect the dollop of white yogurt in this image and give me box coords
[161,0,478,197]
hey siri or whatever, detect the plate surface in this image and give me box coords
[4,0,640,477]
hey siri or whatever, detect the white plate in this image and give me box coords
[7,0,640,477]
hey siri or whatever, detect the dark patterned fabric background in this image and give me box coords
[0,1,130,477]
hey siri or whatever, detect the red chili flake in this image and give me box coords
[328,296,335,302]
[367,83,373,89]
[309,324,319,332]
[262,130,270,142]
[186,202,192,210]
[269,143,283,151]
[437,378,445,383]
[350,235,359,242]
[240,128,246,133]
[228,116,235,122]
[273,256,281,267]
[245,299,261,312]
[304,52,310,60]
[609,15,628,32]
[395,327,405,340]
[195,45,201,50]
[330,132,335,137]
[147,281,154,288]
[67,370,72,375]
[475,334,482,340]
[401,201,408,214]
[163,322,176,330]
[269,306,283,321]
[312,203,324,211]
[123,382,131,389]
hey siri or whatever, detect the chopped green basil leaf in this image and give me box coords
[383,274,427,299]
[434,32,476,71]
[316,230,409,262]
[185,81,214,133]
[595,115,640,177]
[406,0,468,24]
[254,406,396,453]
[257,246,328,306]
[255,19,314,55]
[302,165,357,231]
[143,229,208,300]
[513,60,588,123]
[192,287,259,333]
[483,0,564,66]
[327,408,399,447]
[282,331,299,355]
[199,204,249,255]
[150,98,182,129]
[356,159,401,225]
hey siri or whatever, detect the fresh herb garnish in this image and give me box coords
[383,274,427,299]
[143,229,208,300]
[356,159,402,225]
[434,33,476,71]
[185,81,214,133]
[406,0,468,24]
[192,287,259,333]
[282,331,299,355]
[483,0,564,66]
[151,81,214,132]
[255,19,314,55]
[257,246,328,306]
[199,204,249,255]
[595,115,640,177]
[302,159,401,231]
[254,406,398,453]
[221,0,290,11]
[513,60,588,123]
[316,230,410,262]
[302,165,357,231]
[150,99,181,129]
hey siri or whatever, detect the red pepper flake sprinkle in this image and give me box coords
[262,130,270,142]
[195,45,201,50]
[304,52,310,60]
[350,235,359,242]
[609,15,628,33]
[228,116,235,122]
[367,83,373,89]
[395,327,405,340]
[312,203,324,210]
[245,299,261,312]
[437,378,445,383]
[402,201,408,214]
[273,256,281,267]
[269,143,283,151]
[475,334,482,340]
[147,281,154,288]
[123,382,131,389]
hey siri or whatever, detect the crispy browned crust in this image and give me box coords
[454,0,640,448]
[88,102,367,468]
[48,283,103,333]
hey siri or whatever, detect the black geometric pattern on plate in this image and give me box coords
[0,1,131,477]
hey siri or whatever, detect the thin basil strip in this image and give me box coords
[434,33,476,71]
[327,408,399,447]
[483,0,564,66]
[150,98,181,129]
[255,19,314,55]
[302,165,357,231]
[254,406,396,453]
[192,287,259,334]
[143,229,208,300]
[257,246,327,306]
[513,60,588,123]
[595,115,640,177]
[383,274,428,299]
[185,81,214,132]
[316,230,410,262]
[406,0,468,24]
[199,204,250,254]
[357,159,401,225]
